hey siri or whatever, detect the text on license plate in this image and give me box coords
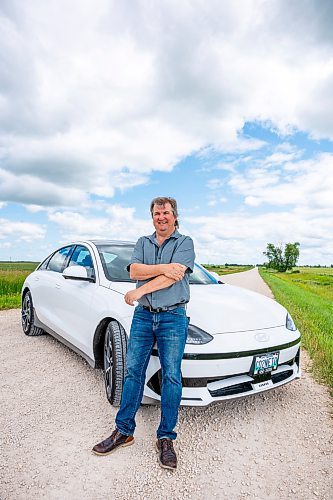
[252,351,279,376]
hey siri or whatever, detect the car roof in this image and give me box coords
[89,240,135,246]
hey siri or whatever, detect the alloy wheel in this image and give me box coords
[22,293,32,333]
[104,330,113,399]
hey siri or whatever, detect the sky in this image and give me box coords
[0,0,333,265]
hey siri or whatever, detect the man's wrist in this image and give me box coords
[160,264,169,276]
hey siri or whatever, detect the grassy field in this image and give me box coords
[204,264,253,275]
[260,267,333,393]
[0,262,38,310]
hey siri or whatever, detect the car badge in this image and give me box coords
[255,332,270,342]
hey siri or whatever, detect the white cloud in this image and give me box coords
[185,207,333,265]
[244,196,261,207]
[229,153,333,209]
[186,148,333,264]
[24,204,46,213]
[0,218,46,242]
[215,162,237,173]
[0,168,87,207]
[261,150,302,167]
[0,241,12,249]
[0,0,332,207]
[48,205,152,242]
[48,212,110,240]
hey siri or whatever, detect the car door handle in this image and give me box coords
[55,283,61,289]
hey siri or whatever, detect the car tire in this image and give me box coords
[104,320,127,406]
[21,291,45,336]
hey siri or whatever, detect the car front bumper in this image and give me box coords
[142,333,301,406]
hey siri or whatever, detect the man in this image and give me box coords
[92,197,195,470]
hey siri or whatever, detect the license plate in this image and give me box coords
[251,351,279,376]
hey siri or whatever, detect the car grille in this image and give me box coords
[271,369,294,384]
[208,382,253,397]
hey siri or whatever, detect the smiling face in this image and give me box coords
[152,202,177,239]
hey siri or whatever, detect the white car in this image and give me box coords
[21,240,301,407]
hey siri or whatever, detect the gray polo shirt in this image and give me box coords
[129,230,195,308]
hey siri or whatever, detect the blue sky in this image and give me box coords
[0,0,333,265]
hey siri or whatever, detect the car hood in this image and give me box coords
[108,282,287,334]
[188,284,286,333]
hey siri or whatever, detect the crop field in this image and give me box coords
[0,262,38,310]
[260,267,333,392]
[204,264,253,275]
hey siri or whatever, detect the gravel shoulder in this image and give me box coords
[0,269,332,500]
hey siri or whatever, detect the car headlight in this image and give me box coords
[186,325,213,345]
[286,313,297,331]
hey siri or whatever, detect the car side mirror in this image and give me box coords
[63,265,95,282]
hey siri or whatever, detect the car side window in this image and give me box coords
[68,245,95,280]
[37,255,52,271]
[46,246,73,273]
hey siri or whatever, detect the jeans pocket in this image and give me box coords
[168,307,186,317]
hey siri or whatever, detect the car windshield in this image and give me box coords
[190,264,218,284]
[97,245,134,282]
[97,244,217,284]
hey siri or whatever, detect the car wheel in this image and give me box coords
[104,320,127,406]
[21,291,45,336]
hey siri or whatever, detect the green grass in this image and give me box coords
[203,264,253,275]
[260,267,333,392]
[0,262,39,310]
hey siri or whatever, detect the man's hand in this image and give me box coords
[163,263,187,281]
[124,288,143,306]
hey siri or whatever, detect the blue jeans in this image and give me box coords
[115,304,188,440]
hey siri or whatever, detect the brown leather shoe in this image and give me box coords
[156,438,177,470]
[92,429,134,456]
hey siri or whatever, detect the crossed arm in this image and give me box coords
[124,262,187,306]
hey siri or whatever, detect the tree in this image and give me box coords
[263,242,300,272]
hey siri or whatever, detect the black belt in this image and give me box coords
[142,304,186,313]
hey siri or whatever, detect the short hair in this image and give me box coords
[150,197,179,228]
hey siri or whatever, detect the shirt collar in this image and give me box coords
[147,229,181,244]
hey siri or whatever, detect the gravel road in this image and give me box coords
[1,268,332,500]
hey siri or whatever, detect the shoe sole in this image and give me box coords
[92,438,135,456]
[155,442,177,470]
